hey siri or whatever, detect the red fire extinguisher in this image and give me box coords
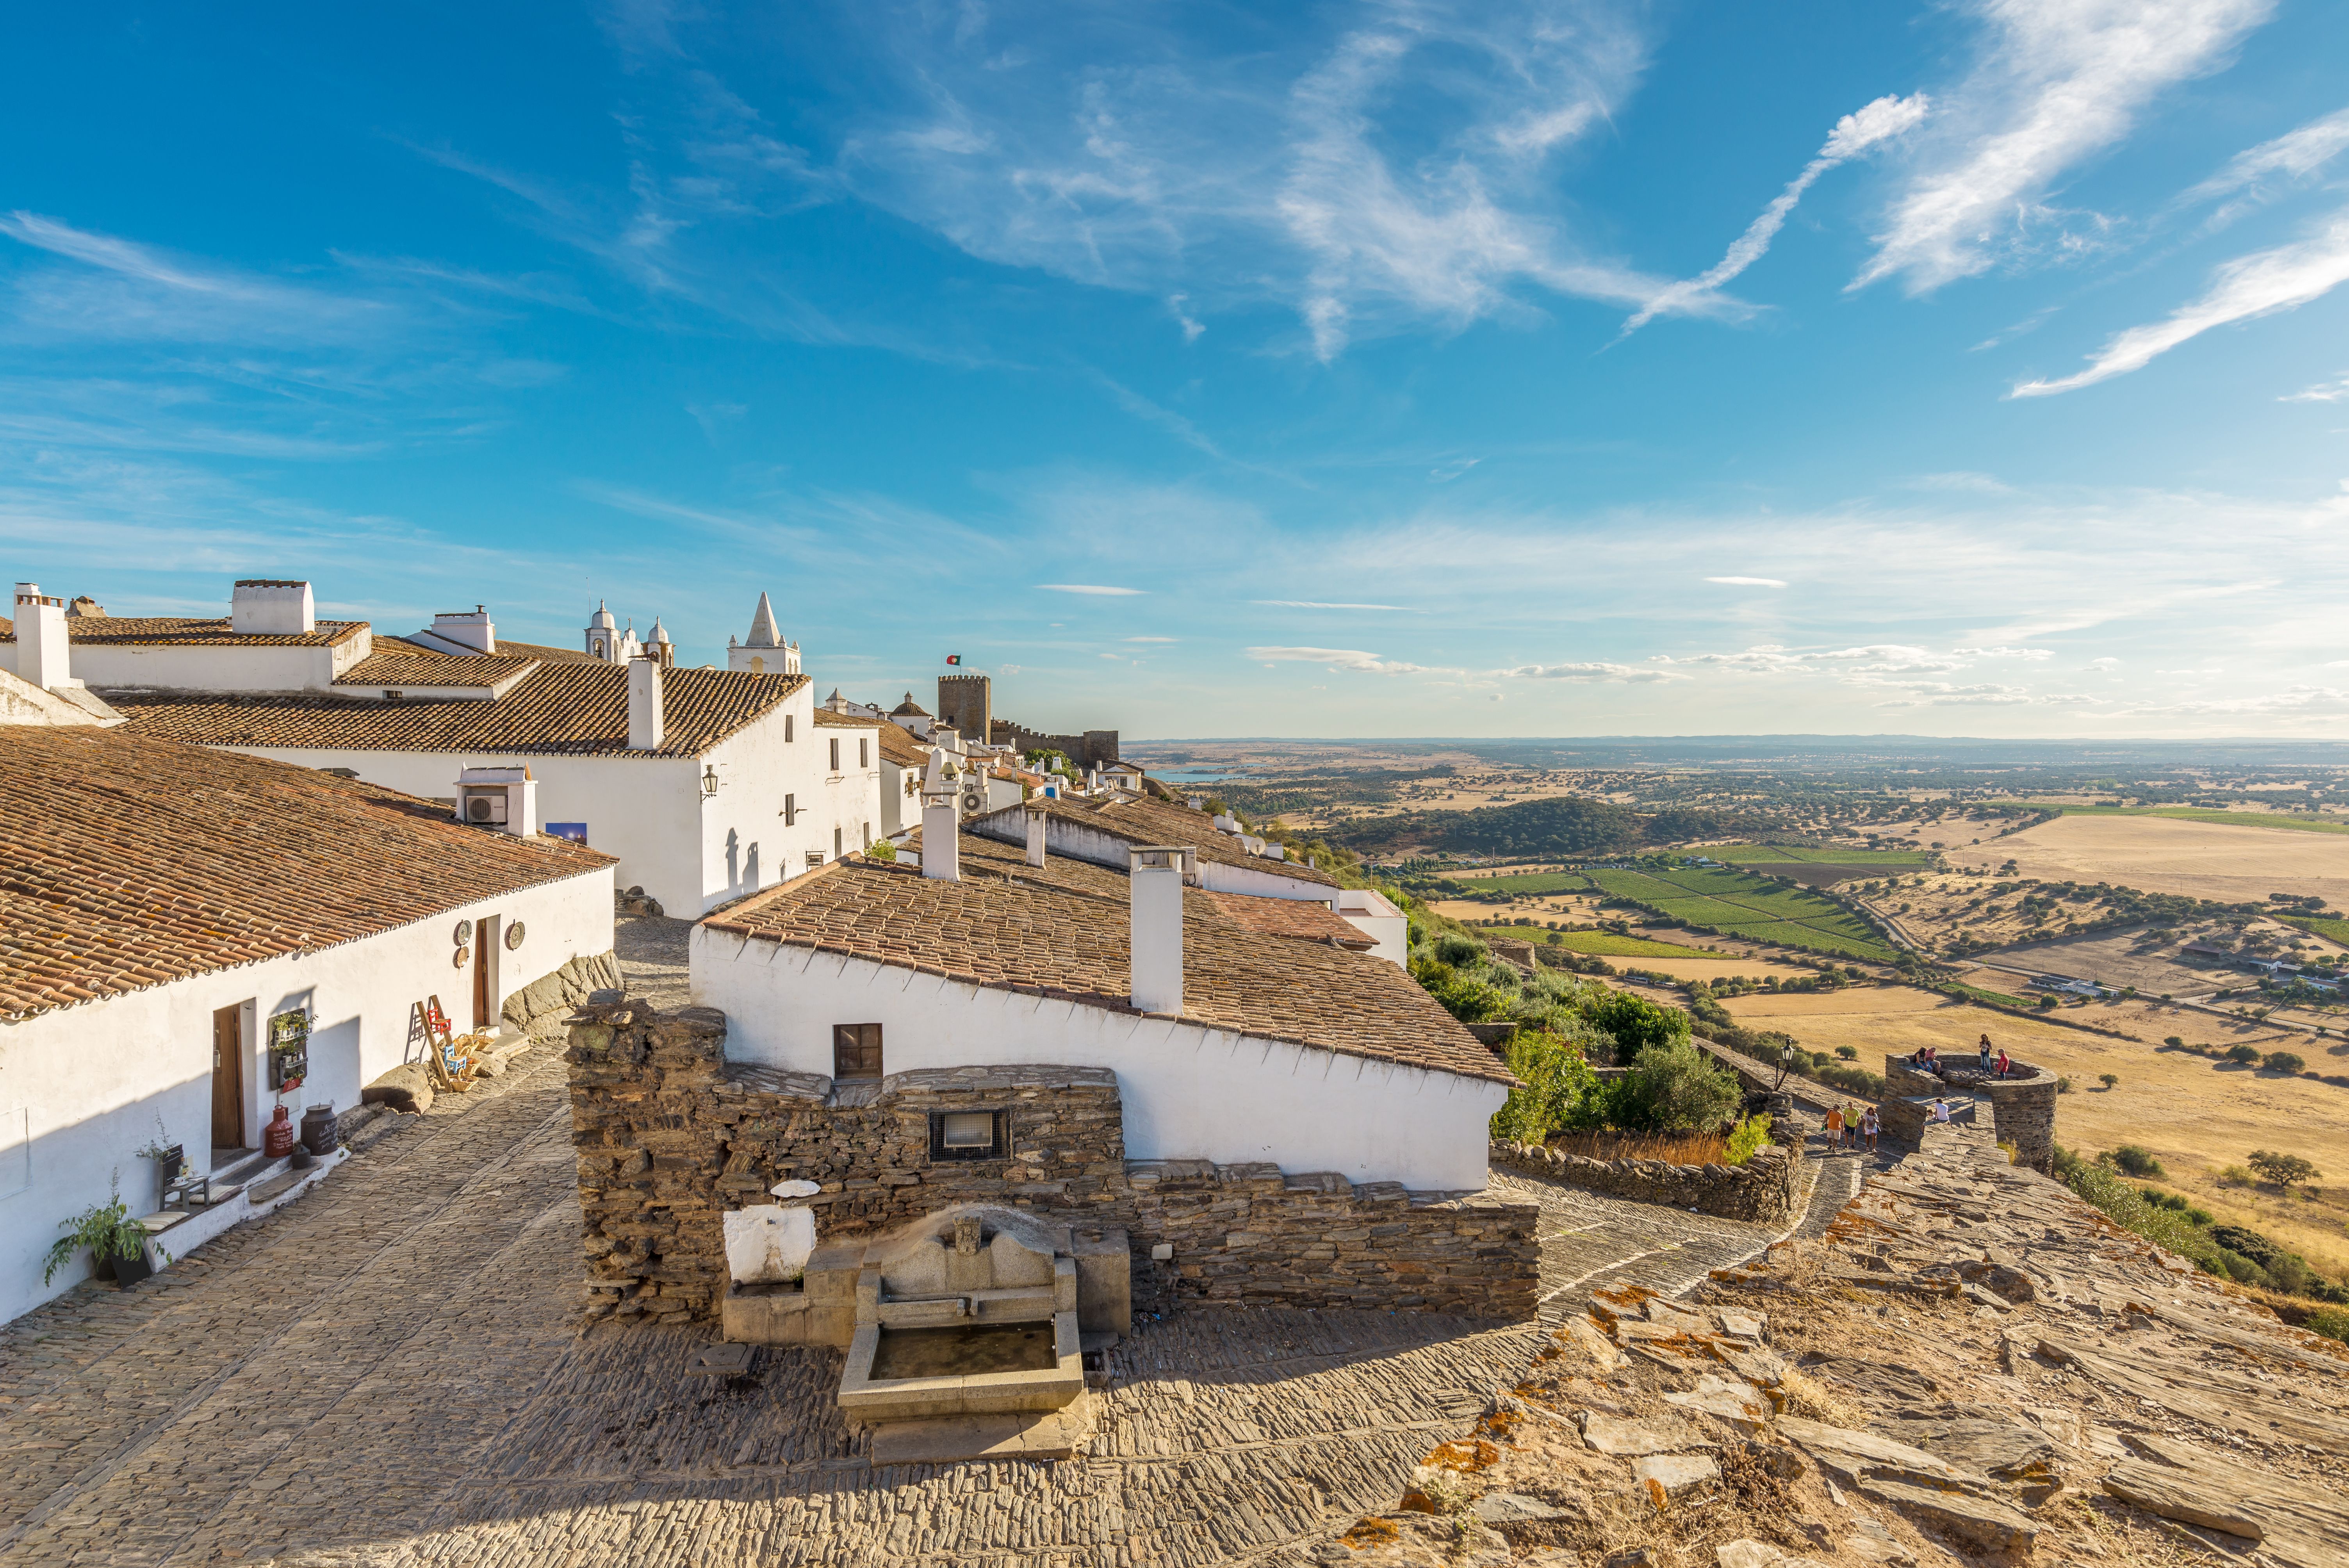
[263,1104,298,1158]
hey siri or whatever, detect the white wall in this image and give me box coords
[975,810,1335,903]
[78,634,364,695]
[1336,889,1410,966]
[0,864,611,1325]
[692,929,1504,1191]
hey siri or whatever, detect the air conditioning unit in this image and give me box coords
[961,787,986,814]
[453,765,538,837]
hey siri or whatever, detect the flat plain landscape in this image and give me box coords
[1947,810,2349,904]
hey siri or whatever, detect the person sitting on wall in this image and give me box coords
[1928,1098,1953,1124]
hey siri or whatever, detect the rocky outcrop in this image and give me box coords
[1334,1127,2349,1568]
[501,950,623,1035]
[1489,1139,1799,1224]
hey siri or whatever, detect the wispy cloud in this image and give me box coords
[1619,94,1927,337]
[1854,0,2275,294]
[1252,599,1413,610]
[2180,105,2349,230]
[1246,645,1426,674]
[2281,373,2349,403]
[1037,583,1144,596]
[2012,208,2349,396]
[1499,661,1682,684]
[1704,575,1786,588]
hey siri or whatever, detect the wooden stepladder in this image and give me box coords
[407,995,480,1091]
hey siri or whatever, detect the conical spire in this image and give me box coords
[649,616,672,645]
[745,591,782,648]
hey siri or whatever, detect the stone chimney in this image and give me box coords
[11,584,71,691]
[627,656,665,750]
[1024,804,1049,867]
[1128,845,1191,1015]
[231,579,314,636]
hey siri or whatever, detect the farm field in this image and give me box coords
[1550,931,1720,958]
[1944,812,2349,906]
[2016,804,2349,835]
[1585,866,1899,962]
[1703,844,1933,866]
[1973,930,2281,1000]
[1721,989,2349,1281]
[1453,871,1591,895]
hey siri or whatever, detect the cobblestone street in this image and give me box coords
[0,941,1861,1566]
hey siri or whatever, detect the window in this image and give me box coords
[859,738,870,768]
[929,1109,1007,1162]
[781,793,797,825]
[834,825,843,859]
[784,714,794,742]
[833,1023,882,1080]
[829,737,841,772]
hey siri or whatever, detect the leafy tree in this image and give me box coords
[1581,989,1691,1067]
[1603,1038,1743,1133]
[2098,1073,2119,1090]
[2108,1145,2164,1178]
[1834,1045,1859,1060]
[2225,1044,2263,1064]
[1491,1029,1600,1145]
[2248,1150,2320,1192]
[2264,1050,2307,1073]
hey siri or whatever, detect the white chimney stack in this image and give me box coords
[1024,804,1049,868]
[429,605,495,654]
[1128,846,1191,1015]
[627,656,665,750]
[231,579,315,635]
[11,584,71,691]
[922,789,961,881]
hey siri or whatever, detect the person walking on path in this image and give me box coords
[1861,1104,1880,1154]
[1825,1103,1845,1151]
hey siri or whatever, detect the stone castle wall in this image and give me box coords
[566,1000,1539,1322]
[1487,1139,1799,1224]
[1879,1055,2057,1174]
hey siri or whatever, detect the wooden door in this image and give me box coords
[211,1004,245,1149]
[472,919,494,1030]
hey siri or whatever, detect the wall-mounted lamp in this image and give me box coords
[700,765,720,798]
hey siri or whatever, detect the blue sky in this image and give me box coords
[6,1,2349,739]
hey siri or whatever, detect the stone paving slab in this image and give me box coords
[0,970,1862,1565]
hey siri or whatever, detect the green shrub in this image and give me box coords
[2057,1076,2073,1094]
[1581,989,1691,1067]
[1433,933,1488,967]
[2225,1043,2263,1064]
[1724,1114,1772,1166]
[2264,1051,2307,1074]
[2185,1206,2214,1225]
[1599,1038,1743,1133]
[2110,1145,2165,1178]
[2309,1305,2349,1344]
[2098,1073,2119,1090]
[1492,1029,1600,1146]
[863,839,897,862]
[1834,1045,1858,1060]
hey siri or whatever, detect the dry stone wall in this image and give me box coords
[565,1000,1539,1322]
[1487,1139,1798,1223]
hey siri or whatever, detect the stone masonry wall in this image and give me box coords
[1487,1140,1798,1224]
[1878,1054,2056,1174]
[565,1000,1540,1323]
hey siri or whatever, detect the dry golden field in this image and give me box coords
[1722,988,2349,1279]
[1592,953,1820,984]
[1948,812,2349,905]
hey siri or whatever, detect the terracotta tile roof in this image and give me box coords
[111,664,806,759]
[1205,890,1376,950]
[706,829,1508,1086]
[490,638,605,665]
[0,616,366,649]
[334,652,539,689]
[0,728,614,1022]
[996,793,1340,887]
[873,721,928,768]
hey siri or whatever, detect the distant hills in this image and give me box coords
[1334,797,1781,860]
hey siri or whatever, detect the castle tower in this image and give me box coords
[937,673,991,746]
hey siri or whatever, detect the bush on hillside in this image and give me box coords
[1598,1038,1743,1134]
[2264,1051,2307,1074]
[1491,1028,1601,1146]
[2108,1145,2165,1178]
[2225,1044,2264,1064]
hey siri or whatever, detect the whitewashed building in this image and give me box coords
[4,579,882,917]
[691,804,1503,1191]
[0,723,615,1324]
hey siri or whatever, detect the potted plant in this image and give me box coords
[43,1176,160,1288]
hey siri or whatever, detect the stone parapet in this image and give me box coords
[1487,1139,1798,1224]
[566,1001,1539,1324]
[1880,1053,2057,1174]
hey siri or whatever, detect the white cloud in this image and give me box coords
[1704,575,1787,588]
[2088,656,2122,667]
[1619,93,1927,337]
[1245,645,1426,674]
[2012,208,2349,396]
[1037,583,1145,595]
[1124,635,1178,642]
[1953,645,2054,658]
[2282,374,2349,403]
[1252,599,1413,610]
[1854,0,2275,294]
[1499,661,1684,684]
[2181,105,2349,230]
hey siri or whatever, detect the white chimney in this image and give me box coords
[922,789,961,881]
[627,656,665,749]
[1128,846,1191,1015]
[231,579,315,635]
[454,765,538,836]
[430,605,495,654]
[1024,804,1049,868]
[11,584,71,690]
